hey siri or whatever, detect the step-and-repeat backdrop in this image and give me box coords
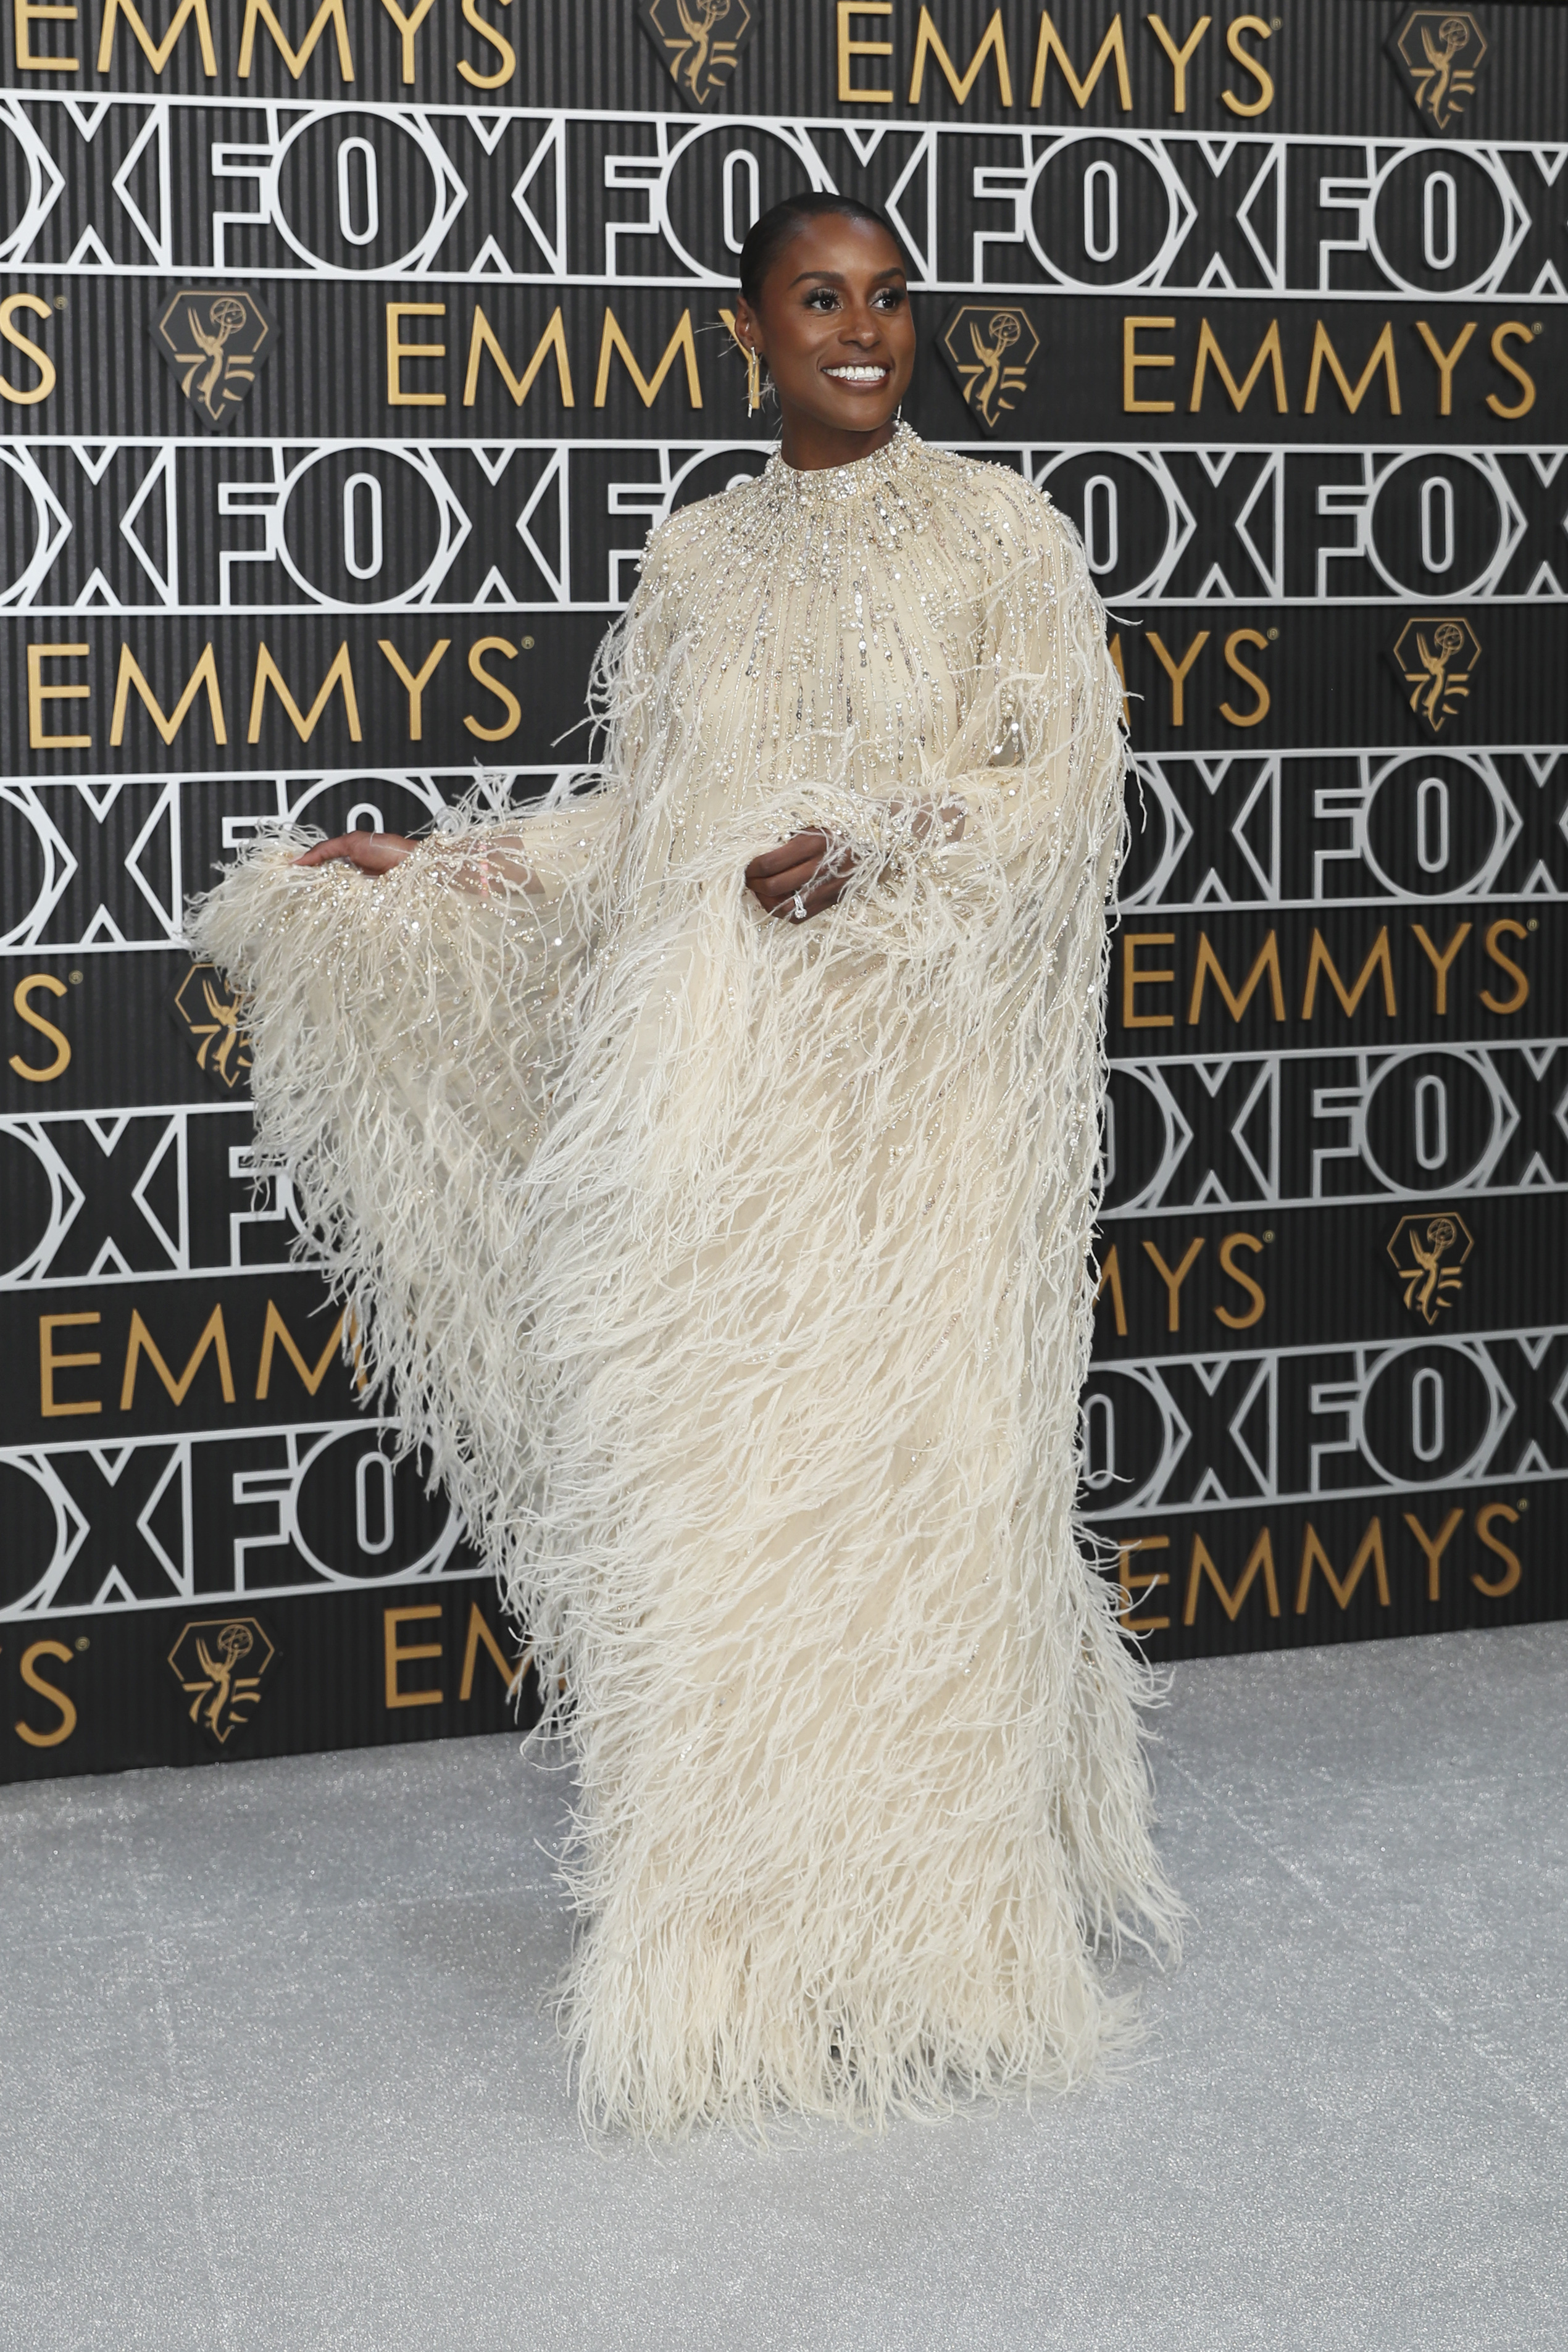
[1,0,1562,1777]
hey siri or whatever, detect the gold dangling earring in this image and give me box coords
[746,343,762,413]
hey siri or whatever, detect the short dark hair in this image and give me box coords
[737,193,908,307]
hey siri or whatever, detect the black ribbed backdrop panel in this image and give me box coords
[0,0,1562,1777]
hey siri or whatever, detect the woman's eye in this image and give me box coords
[874,289,906,310]
[804,290,838,311]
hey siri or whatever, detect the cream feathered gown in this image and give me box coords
[193,425,1178,2134]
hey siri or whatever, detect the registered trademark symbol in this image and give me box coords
[1533,322,1545,336]
[521,636,536,649]
[53,295,66,310]
[1518,1499,1529,1511]
[74,1635,89,1650]
[68,969,83,983]
[1528,919,1539,931]
[1266,627,1278,641]
[1263,1230,1275,1243]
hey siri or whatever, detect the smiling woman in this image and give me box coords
[191,196,1178,2137]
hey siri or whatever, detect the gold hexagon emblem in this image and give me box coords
[170,959,251,1090]
[168,1616,277,1746]
[1388,1211,1473,1325]
[637,0,756,109]
[153,288,275,428]
[938,305,1041,431]
[1390,10,1488,135]
[1391,615,1482,740]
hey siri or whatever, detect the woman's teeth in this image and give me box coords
[825,365,889,382]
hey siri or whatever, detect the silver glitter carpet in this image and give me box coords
[2,1624,1563,2352]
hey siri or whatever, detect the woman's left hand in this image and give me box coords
[744,831,850,921]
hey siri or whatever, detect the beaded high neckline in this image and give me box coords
[761,420,921,505]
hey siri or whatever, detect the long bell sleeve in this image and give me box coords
[802,473,1125,960]
[185,577,672,1549]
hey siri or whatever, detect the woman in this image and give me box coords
[192,195,1178,2136]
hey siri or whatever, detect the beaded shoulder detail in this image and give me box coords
[648,426,1048,596]
[738,423,1055,557]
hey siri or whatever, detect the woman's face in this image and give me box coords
[735,213,915,455]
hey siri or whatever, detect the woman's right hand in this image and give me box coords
[293,831,415,872]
